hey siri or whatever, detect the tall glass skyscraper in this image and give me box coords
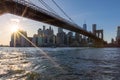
[117,26,120,38]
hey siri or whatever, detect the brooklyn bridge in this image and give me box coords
[0,0,107,47]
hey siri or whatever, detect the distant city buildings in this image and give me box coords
[10,26,55,47]
[10,24,104,47]
[10,30,30,47]
[34,26,55,47]
[108,26,120,47]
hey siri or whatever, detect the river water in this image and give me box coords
[0,47,120,80]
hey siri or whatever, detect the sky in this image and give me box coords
[0,0,120,45]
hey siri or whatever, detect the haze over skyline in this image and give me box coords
[0,0,120,45]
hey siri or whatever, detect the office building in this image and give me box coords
[10,30,28,47]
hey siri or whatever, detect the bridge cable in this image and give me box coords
[38,0,58,15]
[51,0,76,23]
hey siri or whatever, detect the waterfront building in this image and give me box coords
[56,28,66,46]
[32,26,54,47]
[27,37,33,47]
[111,38,114,44]
[67,32,73,46]
[117,26,120,38]
[10,30,28,47]
[75,33,80,43]
[37,36,43,46]
[116,26,120,45]
[32,34,38,46]
[20,30,27,47]
[10,33,15,47]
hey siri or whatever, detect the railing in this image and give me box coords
[9,0,83,30]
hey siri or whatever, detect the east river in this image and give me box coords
[0,47,120,80]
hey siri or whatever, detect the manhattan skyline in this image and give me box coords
[0,0,120,45]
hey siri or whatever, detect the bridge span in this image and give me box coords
[0,0,107,47]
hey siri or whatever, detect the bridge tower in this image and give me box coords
[92,24,105,47]
[93,40,105,47]
[95,30,103,40]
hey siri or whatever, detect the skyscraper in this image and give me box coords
[67,32,73,46]
[117,26,120,38]
[83,23,87,40]
[56,28,66,46]
[32,34,38,46]
[32,26,55,47]
[10,30,28,47]
[83,24,87,31]
[116,26,120,45]
[92,24,97,35]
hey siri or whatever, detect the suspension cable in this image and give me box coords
[38,0,57,14]
[51,0,75,23]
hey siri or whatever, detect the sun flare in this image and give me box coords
[11,24,19,33]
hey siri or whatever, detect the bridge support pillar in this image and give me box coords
[93,40,104,47]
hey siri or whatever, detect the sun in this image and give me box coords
[11,24,19,33]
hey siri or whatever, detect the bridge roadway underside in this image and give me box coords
[0,1,106,47]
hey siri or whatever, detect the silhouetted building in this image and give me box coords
[117,26,120,38]
[111,38,114,44]
[32,34,38,46]
[75,33,80,43]
[71,33,80,46]
[67,31,73,46]
[83,23,87,41]
[83,24,87,31]
[92,24,97,35]
[10,30,28,47]
[116,26,120,45]
[27,37,33,47]
[56,28,67,46]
